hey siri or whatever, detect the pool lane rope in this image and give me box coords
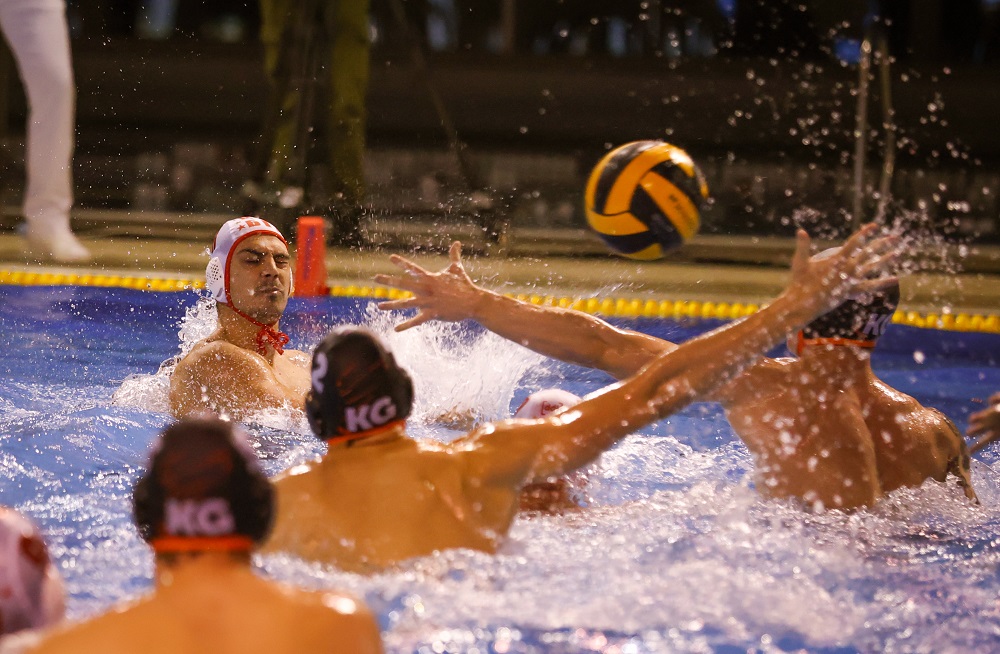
[1,269,998,335]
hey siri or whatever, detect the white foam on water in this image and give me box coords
[264,480,982,652]
[111,296,219,413]
[359,304,549,434]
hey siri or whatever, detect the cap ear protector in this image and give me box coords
[133,418,274,552]
[0,510,65,634]
[206,217,291,305]
[306,327,414,442]
[305,387,325,438]
[205,255,226,302]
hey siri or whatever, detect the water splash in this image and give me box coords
[360,303,549,434]
[175,295,220,356]
[112,297,550,444]
[111,295,219,413]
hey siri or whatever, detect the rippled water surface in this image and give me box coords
[2,284,999,653]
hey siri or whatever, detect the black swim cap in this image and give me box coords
[306,326,414,444]
[133,418,273,553]
[796,281,900,354]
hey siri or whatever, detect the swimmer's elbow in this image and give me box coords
[601,342,668,379]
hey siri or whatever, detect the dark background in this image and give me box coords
[2,0,999,242]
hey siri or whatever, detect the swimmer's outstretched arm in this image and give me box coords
[374,241,673,379]
[459,226,902,483]
[968,392,1000,454]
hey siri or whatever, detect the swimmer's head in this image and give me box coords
[0,509,65,635]
[133,418,273,555]
[306,327,414,445]
[206,217,289,306]
[513,389,582,419]
[793,249,900,355]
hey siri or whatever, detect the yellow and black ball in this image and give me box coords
[585,141,709,260]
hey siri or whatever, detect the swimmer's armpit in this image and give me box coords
[947,453,979,504]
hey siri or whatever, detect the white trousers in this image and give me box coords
[0,0,74,228]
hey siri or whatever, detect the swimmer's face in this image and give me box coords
[227,234,291,324]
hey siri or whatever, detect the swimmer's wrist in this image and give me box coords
[468,285,498,318]
[774,288,825,326]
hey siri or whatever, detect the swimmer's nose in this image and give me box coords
[260,254,281,276]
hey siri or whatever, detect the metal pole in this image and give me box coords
[0,41,9,140]
[389,0,478,192]
[875,32,896,221]
[500,0,516,55]
[647,0,663,54]
[852,36,873,230]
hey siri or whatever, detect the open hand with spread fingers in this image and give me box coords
[784,224,902,319]
[969,392,1000,455]
[374,241,483,331]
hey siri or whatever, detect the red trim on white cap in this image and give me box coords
[208,218,291,355]
[208,218,287,305]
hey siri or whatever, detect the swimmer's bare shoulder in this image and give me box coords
[449,413,599,494]
[259,585,384,654]
[168,339,297,418]
[26,586,383,654]
[21,596,152,654]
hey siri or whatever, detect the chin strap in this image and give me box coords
[324,420,406,448]
[795,331,876,356]
[229,305,290,355]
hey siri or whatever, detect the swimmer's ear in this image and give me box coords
[19,534,49,568]
[305,389,326,439]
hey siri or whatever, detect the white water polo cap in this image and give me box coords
[0,510,65,635]
[206,217,288,305]
[514,388,583,419]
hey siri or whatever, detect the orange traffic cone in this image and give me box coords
[293,216,328,296]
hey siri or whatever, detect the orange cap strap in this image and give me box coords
[324,420,406,448]
[795,332,877,356]
[150,535,254,553]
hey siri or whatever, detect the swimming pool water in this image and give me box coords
[2,283,999,653]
